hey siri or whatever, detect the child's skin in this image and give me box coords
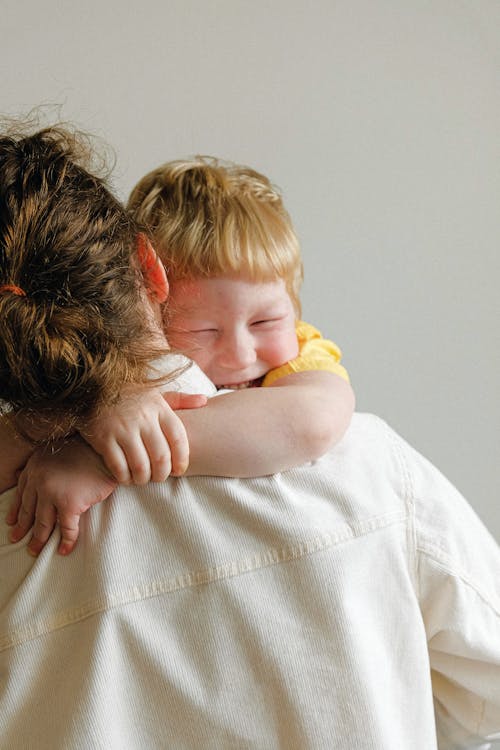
[4,244,354,556]
[166,275,299,390]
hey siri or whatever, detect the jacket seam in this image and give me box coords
[385,421,418,596]
[0,511,406,652]
[417,543,500,617]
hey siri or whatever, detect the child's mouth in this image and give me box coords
[219,377,264,390]
[219,380,252,391]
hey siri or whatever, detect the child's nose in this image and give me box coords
[219,331,256,369]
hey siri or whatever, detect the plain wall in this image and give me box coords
[3,0,499,538]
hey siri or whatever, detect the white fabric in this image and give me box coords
[152,354,218,396]
[0,397,499,747]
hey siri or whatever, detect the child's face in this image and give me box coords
[166,276,299,389]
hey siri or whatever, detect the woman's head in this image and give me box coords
[128,157,303,316]
[0,123,167,440]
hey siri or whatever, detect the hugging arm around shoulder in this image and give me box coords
[178,323,355,478]
[179,369,355,477]
[2,355,353,556]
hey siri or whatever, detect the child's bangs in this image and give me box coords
[216,201,300,283]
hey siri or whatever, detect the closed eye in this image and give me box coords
[251,317,283,327]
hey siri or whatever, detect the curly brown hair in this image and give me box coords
[0,123,167,439]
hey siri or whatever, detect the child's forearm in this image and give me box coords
[0,415,34,492]
[178,371,355,477]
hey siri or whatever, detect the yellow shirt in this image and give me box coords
[262,320,349,387]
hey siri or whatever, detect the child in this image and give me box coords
[3,133,354,555]
[82,156,354,486]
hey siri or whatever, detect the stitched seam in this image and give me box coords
[385,421,417,594]
[417,544,500,617]
[1,511,406,652]
[476,699,486,734]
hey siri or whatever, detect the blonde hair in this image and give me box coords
[128,157,303,316]
[0,123,168,439]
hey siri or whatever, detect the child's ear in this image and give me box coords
[136,234,169,303]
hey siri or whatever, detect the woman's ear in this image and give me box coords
[136,234,169,302]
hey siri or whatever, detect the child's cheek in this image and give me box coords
[265,334,299,368]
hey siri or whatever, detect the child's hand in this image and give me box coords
[80,387,207,485]
[6,437,118,556]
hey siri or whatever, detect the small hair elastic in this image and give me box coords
[0,284,26,297]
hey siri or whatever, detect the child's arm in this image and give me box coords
[180,369,355,476]
[8,369,353,554]
[0,415,34,493]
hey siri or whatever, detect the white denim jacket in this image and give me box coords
[0,365,499,749]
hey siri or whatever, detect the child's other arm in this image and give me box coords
[7,436,118,556]
[178,370,355,477]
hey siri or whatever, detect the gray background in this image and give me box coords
[3,1,499,538]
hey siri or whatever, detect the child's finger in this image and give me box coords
[159,414,190,476]
[28,503,57,557]
[57,512,81,556]
[118,436,152,485]
[141,426,172,483]
[162,392,208,410]
[101,441,131,484]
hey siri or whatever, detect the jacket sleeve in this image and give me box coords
[398,434,500,746]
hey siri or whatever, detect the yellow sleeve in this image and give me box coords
[262,321,350,387]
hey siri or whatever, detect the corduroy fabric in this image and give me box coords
[1,369,499,749]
